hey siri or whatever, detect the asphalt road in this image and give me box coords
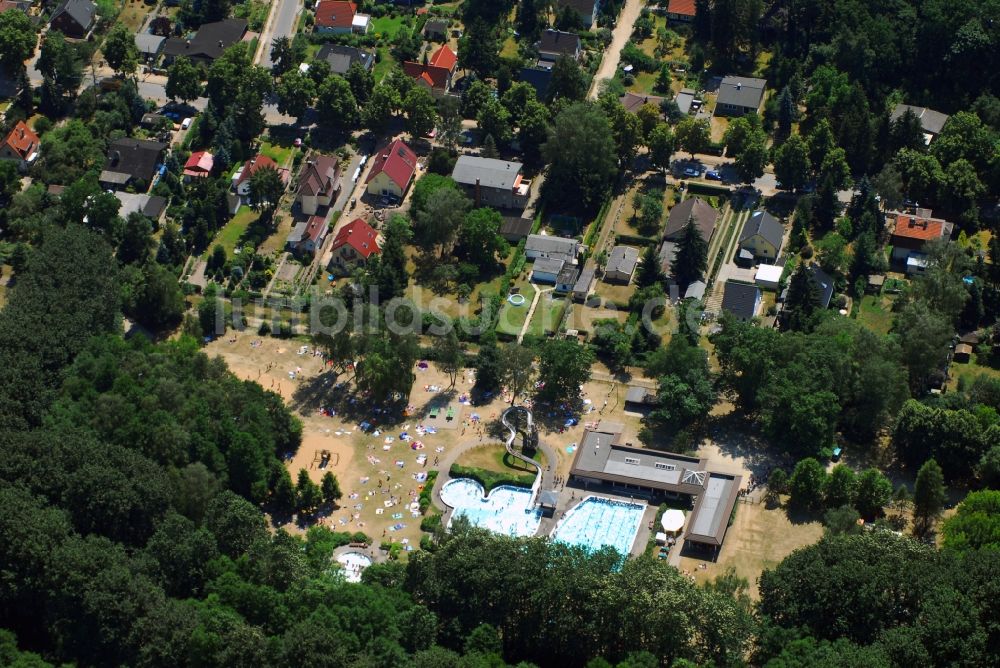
[258,0,302,69]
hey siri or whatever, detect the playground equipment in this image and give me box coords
[501,405,545,505]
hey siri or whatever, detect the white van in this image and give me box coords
[181,117,193,130]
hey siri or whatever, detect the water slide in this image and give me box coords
[501,406,545,505]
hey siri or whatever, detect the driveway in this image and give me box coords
[588,0,644,99]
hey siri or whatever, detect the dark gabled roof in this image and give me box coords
[536,29,580,57]
[499,216,532,238]
[556,263,580,285]
[162,19,248,61]
[519,67,553,99]
[891,104,949,136]
[554,0,597,19]
[808,265,835,309]
[740,210,783,251]
[721,281,760,320]
[103,138,167,182]
[423,18,448,35]
[664,197,718,242]
[315,43,374,74]
[50,0,95,31]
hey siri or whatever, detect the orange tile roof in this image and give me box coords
[429,44,457,71]
[331,218,381,259]
[5,121,38,159]
[402,61,450,90]
[314,0,356,29]
[892,214,947,241]
[667,0,696,16]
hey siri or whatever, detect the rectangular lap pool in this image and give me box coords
[551,496,646,557]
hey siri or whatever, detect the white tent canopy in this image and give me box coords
[660,509,685,534]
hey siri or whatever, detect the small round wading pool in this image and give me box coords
[336,551,372,583]
[507,293,527,306]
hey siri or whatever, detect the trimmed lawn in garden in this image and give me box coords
[373,48,397,82]
[526,293,566,337]
[949,356,1000,391]
[210,208,259,257]
[857,294,894,334]
[372,15,407,38]
[259,140,294,167]
[496,280,532,337]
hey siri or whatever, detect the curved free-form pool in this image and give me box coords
[440,478,541,538]
[551,496,645,557]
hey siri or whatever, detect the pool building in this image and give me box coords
[568,425,743,556]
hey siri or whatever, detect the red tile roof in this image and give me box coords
[891,214,948,241]
[4,121,38,160]
[314,0,356,29]
[331,218,381,259]
[183,150,214,176]
[429,44,457,71]
[666,0,696,16]
[365,139,417,191]
[236,154,281,186]
[305,215,328,244]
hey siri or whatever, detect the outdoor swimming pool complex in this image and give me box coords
[440,478,542,537]
[552,496,646,556]
[336,551,372,583]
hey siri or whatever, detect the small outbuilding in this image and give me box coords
[754,263,783,290]
[954,343,973,363]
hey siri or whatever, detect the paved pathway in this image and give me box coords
[588,0,645,100]
[517,284,550,343]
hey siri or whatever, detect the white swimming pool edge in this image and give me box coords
[550,494,648,557]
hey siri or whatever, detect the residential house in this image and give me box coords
[721,281,761,320]
[297,154,341,215]
[604,245,640,284]
[554,0,600,28]
[135,33,165,62]
[739,210,783,261]
[663,197,719,244]
[423,18,448,41]
[524,234,580,264]
[657,240,677,279]
[888,209,953,272]
[891,104,950,145]
[684,280,706,301]
[315,44,374,75]
[183,150,214,179]
[807,265,835,309]
[314,0,370,34]
[140,112,168,129]
[112,192,167,222]
[162,19,248,66]
[451,156,531,210]
[555,263,580,294]
[402,44,457,96]
[0,0,32,13]
[365,138,418,198]
[572,266,596,301]
[286,215,329,256]
[519,67,553,100]
[536,29,581,66]
[232,154,291,200]
[100,138,168,191]
[714,76,766,117]
[531,257,565,284]
[0,121,39,171]
[499,217,532,242]
[665,0,696,22]
[49,0,95,38]
[754,264,782,291]
[619,91,666,115]
[328,218,382,274]
[624,385,657,411]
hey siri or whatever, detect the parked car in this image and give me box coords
[705,170,722,181]
[180,117,193,130]
[683,166,701,177]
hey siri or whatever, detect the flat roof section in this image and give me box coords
[686,472,742,546]
[571,432,708,496]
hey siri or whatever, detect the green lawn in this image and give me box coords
[259,141,294,167]
[857,294,894,334]
[950,355,1000,391]
[496,281,532,337]
[628,71,660,95]
[372,15,407,38]
[210,208,259,257]
[373,47,396,83]
[526,294,566,337]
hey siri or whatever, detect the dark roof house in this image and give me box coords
[739,210,784,260]
[535,29,581,63]
[162,19,248,65]
[315,44,374,74]
[100,138,168,190]
[721,281,761,320]
[891,104,950,141]
[715,76,766,116]
[519,67,553,99]
[423,18,448,40]
[619,92,666,114]
[49,0,95,38]
[499,216,532,242]
[663,197,719,243]
[554,0,600,28]
[808,265,835,309]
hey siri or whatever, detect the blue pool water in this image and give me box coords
[440,478,541,537]
[552,496,646,556]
